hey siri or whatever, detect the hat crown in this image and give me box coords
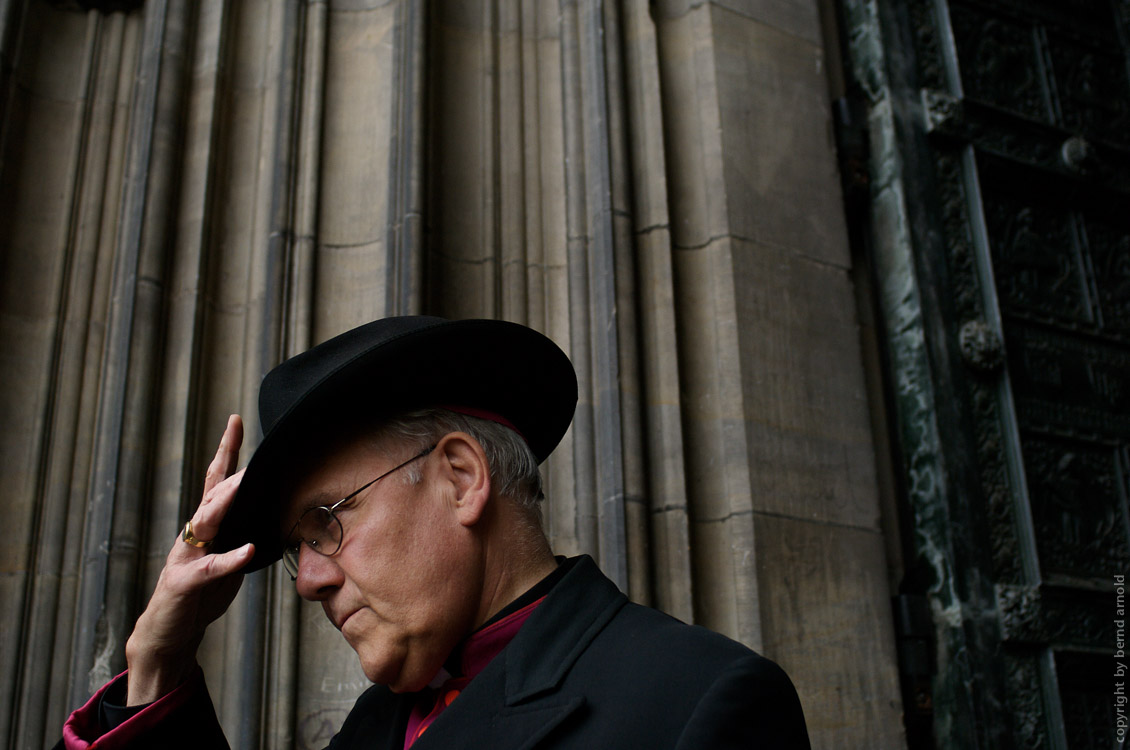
[259,316,450,434]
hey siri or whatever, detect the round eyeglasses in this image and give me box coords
[281,444,436,580]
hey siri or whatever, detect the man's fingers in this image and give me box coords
[202,415,244,496]
[189,543,254,585]
[170,468,246,562]
[164,543,254,594]
[166,414,249,567]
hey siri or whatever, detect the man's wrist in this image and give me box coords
[100,673,150,729]
[124,637,197,706]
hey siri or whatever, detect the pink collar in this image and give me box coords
[404,596,545,748]
[455,595,544,678]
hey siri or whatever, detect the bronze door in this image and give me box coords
[842,0,1130,747]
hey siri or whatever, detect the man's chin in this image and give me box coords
[358,653,438,694]
[373,669,438,694]
[385,678,423,694]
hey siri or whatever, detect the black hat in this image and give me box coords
[212,316,578,572]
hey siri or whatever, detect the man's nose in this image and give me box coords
[293,544,344,600]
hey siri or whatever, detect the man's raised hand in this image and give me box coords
[124,414,256,705]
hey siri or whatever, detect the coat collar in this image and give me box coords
[411,555,626,750]
[499,555,626,703]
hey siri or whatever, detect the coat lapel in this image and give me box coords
[412,557,626,750]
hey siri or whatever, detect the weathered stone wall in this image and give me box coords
[0,0,903,747]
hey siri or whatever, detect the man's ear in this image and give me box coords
[434,432,491,527]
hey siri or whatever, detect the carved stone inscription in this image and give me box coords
[298,708,351,750]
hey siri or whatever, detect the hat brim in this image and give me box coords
[212,318,577,572]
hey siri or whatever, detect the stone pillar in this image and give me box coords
[650,3,904,744]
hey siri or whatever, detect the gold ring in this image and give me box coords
[182,521,213,549]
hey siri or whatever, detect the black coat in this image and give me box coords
[330,555,810,749]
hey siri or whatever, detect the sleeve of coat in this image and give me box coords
[674,654,811,750]
[56,667,230,750]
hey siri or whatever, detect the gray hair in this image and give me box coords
[371,407,545,516]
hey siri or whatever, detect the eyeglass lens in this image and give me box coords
[282,507,343,578]
[280,443,435,580]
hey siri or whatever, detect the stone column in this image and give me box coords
[651,0,904,744]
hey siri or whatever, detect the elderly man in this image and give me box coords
[59,317,810,749]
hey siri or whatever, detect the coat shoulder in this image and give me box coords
[601,599,770,675]
[548,600,810,748]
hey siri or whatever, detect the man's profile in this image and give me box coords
[58,316,810,749]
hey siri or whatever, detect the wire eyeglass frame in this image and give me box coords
[281,444,436,580]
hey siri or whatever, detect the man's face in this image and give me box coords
[282,434,484,692]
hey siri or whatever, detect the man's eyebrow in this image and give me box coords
[290,491,338,518]
[281,491,339,533]
[302,490,340,507]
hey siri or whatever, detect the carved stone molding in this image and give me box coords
[908,0,948,91]
[1002,650,1052,749]
[933,150,1025,585]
